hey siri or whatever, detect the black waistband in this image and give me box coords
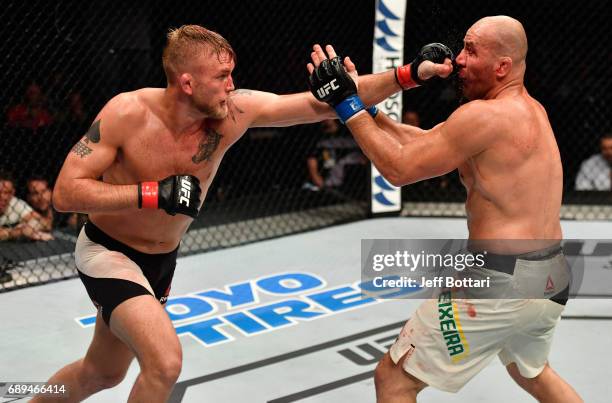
[84,221,179,263]
[478,244,563,275]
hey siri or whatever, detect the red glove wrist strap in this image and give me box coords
[395,64,418,89]
[140,182,158,209]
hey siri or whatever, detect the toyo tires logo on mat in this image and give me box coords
[75,272,420,347]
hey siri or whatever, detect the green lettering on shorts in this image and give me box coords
[438,291,469,362]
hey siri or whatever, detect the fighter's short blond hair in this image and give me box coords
[162,25,235,83]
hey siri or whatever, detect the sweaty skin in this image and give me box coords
[41,35,456,403]
[339,17,581,403]
[346,16,562,247]
[456,94,563,241]
[53,47,403,253]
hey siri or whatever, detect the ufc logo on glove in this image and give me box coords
[316,79,339,98]
[179,178,192,207]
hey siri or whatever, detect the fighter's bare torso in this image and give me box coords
[457,90,563,241]
[90,88,254,253]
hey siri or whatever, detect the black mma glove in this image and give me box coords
[139,175,202,218]
[309,56,377,123]
[396,43,454,88]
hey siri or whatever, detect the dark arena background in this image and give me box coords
[1,0,609,289]
[0,1,610,402]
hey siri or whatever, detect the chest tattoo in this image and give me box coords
[192,128,223,163]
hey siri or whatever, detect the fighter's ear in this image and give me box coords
[495,57,513,78]
[179,73,194,95]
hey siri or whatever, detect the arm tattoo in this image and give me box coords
[85,120,101,143]
[227,89,252,122]
[71,120,101,158]
[232,89,253,96]
[227,97,244,123]
[71,141,92,158]
[192,128,224,163]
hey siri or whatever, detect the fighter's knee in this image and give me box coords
[374,354,393,390]
[94,371,127,390]
[80,360,128,391]
[374,364,385,391]
[527,365,553,399]
[375,353,424,400]
[514,364,556,400]
[152,358,182,386]
[142,352,183,387]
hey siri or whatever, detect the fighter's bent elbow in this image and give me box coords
[52,184,69,212]
[372,144,419,187]
[379,161,421,187]
[385,175,404,188]
[377,165,405,188]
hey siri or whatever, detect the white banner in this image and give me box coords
[370,0,406,214]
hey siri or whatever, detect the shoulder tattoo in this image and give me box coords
[85,120,101,143]
[232,89,253,96]
[227,89,253,122]
[227,97,245,123]
[71,120,101,158]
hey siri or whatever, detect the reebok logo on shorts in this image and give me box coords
[544,275,555,294]
[438,291,469,363]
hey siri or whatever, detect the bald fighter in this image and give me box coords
[32,25,452,403]
[309,16,582,402]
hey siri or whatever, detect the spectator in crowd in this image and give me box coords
[6,82,54,131]
[575,133,612,191]
[26,177,80,231]
[26,177,54,232]
[55,91,92,165]
[0,260,11,283]
[0,172,53,241]
[46,71,69,117]
[304,119,366,192]
[67,92,88,125]
[56,91,90,130]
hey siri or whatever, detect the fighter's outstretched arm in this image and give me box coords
[238,44,452,128]
[234,89,337,128]
[345,101,497,186]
